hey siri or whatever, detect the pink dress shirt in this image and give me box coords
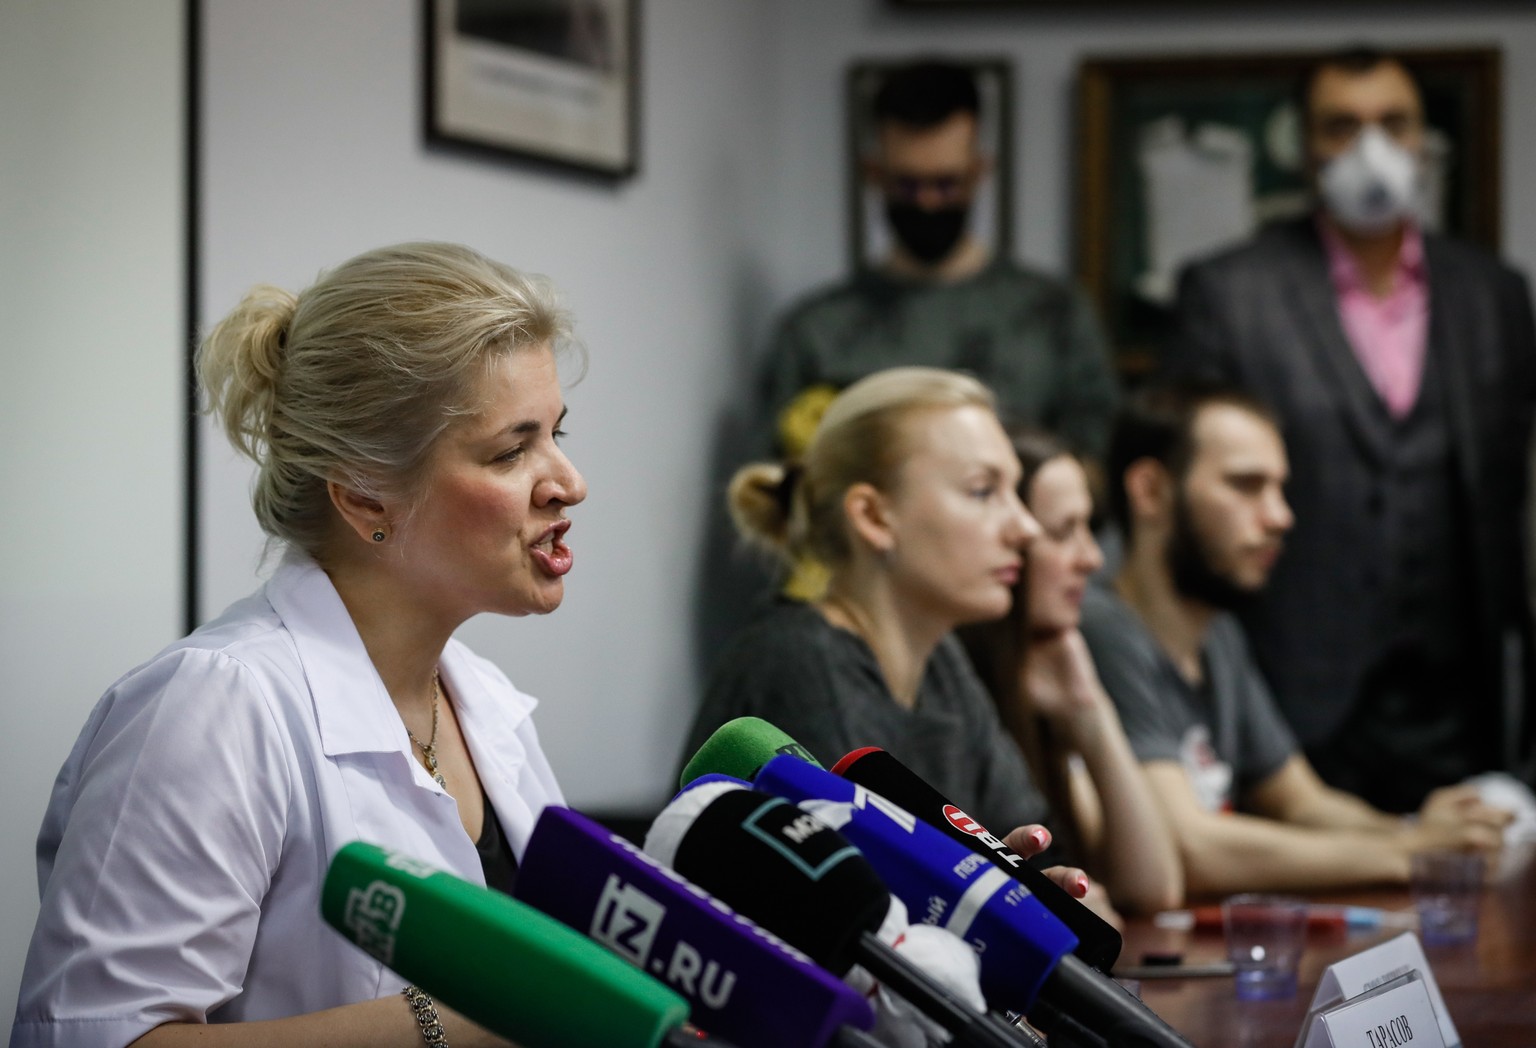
[1320,220,1429,419]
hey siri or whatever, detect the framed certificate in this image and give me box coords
[424,0,640,178]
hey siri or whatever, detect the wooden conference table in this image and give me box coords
[1117,841,1536,1047]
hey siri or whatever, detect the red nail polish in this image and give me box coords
[1030,828,1049,849]
[1075,875,1089,897]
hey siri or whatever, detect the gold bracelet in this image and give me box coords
[402,985,449,1048]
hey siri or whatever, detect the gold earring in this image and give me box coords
[371,528,387,543]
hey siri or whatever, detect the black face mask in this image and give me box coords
[1166,490,1258,615]
[884,201,968,264]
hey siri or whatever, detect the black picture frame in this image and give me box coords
[1075,47,1501,377]
[423,0,639,178]
[846,57,1014,274]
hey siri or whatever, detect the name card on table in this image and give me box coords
[1295,933,1459,1048]
[1297,972,1445,1048]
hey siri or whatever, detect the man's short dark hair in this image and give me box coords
[1295,44,1422,128]
[872,60,981,130]
[1106,380,1279,537]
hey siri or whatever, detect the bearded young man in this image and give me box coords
[1168,47,1536,811]
[1079,382,1510,895]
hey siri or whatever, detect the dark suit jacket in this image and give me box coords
[1169,216,1536,777]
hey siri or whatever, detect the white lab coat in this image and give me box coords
[10,552,564,1048]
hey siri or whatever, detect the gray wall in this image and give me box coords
[7,0,1536,1038]
[1,0,184,1035]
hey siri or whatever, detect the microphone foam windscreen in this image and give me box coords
[665,788,889,975]
[322,841,686,1048]
[897,924,987,1013]
[646,778,745,868]
[679,716,824,788]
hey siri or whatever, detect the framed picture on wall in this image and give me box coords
[1075,47,1501,376]
[846,57,1014,274]
[423,0,639,177]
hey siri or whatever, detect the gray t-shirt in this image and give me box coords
[1079,586,1297,812]
[683,601,1050,836]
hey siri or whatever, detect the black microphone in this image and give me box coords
[645,783,1041,1048]
[833,746,1122,971]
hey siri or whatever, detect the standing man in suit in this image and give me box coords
[1170,46,1536,811]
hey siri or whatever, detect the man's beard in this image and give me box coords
[1166,493,1260,614]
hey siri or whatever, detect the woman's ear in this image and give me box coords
[842,481,896,557]
[327,479,390,545]
[1122,458,1172,525]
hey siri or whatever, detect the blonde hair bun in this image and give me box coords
[732,366,995,566]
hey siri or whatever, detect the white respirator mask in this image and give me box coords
[1317,124,1421,235]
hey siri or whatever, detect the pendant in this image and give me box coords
[423,748,447,790]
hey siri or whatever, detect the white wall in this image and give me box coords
[0,0,185,1036]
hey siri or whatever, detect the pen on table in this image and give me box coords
[1152,904,1418,933]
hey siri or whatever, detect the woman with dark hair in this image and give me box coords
[960,429,1181,915]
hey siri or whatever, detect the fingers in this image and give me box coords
[1412,821,1505,855]
[1076,879,1125,931]
[1040,864,1092,900]
[1002,827,1122,926]
[1002,824,1053,858]
[1466,803,1516,829]
[1428,783,1480,805]
[1421,787,1516,832]
[1462,824,1506,854]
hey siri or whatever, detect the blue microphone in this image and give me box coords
[753,754,1076,1011]
[753,756,1195,1048]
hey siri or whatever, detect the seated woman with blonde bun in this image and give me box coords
[12,243,586,1048]
[959,428,1183,915]
[683,366,1098,900]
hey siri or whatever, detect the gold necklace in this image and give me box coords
[405,673,448,790]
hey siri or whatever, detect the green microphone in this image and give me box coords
[322,841,696,1048]
[679,716,823,789]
